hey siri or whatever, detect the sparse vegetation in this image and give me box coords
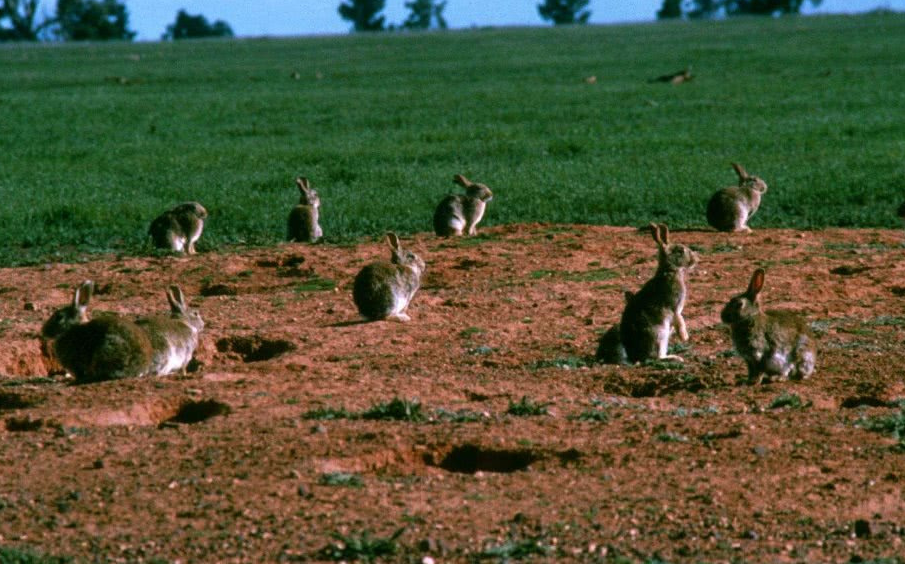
[859,409,905,450]
[318,528,405,561]
[506,396,550,417]
[768,393,810,410]
[361,398,425,422]
[319,472,364,488]
[0,546,73,564]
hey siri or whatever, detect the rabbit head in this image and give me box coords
[651,223,698,273]
[296,177,320,208]
[42,280,93,340]
[720,268,764,325]
[732,163,767,195]
[453,174,493,202]
[387,232,425,276]
[166,285,204,334]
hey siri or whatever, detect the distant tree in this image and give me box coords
[658,0,822,19]
[0,0,54,40]
[657,0,683,19]
[56,0,136,41]
[163,10,233,40]
[538,0,591,25]
[401,0,447,30]
[338,0,386,32]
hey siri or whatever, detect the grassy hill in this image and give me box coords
[1,13,903,265]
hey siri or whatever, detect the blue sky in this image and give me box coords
[40,1,905,40]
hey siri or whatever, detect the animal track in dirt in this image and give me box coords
[199,282,239,297]
[5,416,44,432]
[216,335,296,362]
[432,444,541,473]
[606,370,725,398]
[840,396,892,409]
[163,399,231,425]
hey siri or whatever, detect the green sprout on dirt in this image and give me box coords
[361,398,425,422]
[531,356,590,370]
[768,393,810,410]
[294,275,336,292]
[506,396,549,417]
[302,407,356,420]
[0,546,73,564]
[318,472,364,488]
[478,536,551,560]
[858,409,905,450]
[433,408,484,423]
[317,528,405,562]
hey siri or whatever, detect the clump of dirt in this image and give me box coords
[215,335,296,362]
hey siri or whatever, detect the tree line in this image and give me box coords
[0,0,826,42]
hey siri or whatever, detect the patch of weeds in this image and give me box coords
[294,276,336,292]
[302,407,355,420]
[318,528,404,562]
[2,377,55,388]
[768,393,810,410]
[531,356,590,370]
[433,408,483,423]
[671,406,720,417]
[506,396,549,417]
[571,408,609,422]
[318,472,364,488]
[863,315,905,327]
[448,232,501,248]
[823,339,883,352]
[716,349,737,358]
[459,326,485,339]
[668,342,692,355]
[468,345,496,356]
[478,536,551,560]
[657,432,689,443]
[0,546,73,563]
[858,409,905,450]
[361,398,425,422]
[709,243,741,254]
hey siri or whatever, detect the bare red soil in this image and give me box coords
[1,225,904,563]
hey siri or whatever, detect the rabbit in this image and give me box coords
[706,163,768,232]
[353,232,425,322]
[720,268,816,384]
[620,223,698,363]
[149,202,208,254]
[287,177,323,243]
[41,280,153,383]
[134,285,204,376]
[595,291,633,364]
[433,174,494,237]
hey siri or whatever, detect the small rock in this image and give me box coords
[92,459,104,469]
[296,485,308,498]
[311,424,326,434]
[752,445,769,457]
[24,302,36,311]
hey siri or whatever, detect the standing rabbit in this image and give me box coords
[706,163,768,232]
[433,174,493,236]
[620,223,698,363]
[149,202,208,254]
[135,285,204,376]
[720,268,816,384]
[353,233,425,322]
[287,177,322,243]
[41,281,153,383]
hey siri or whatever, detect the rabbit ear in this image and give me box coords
[649,222,662,246]
[73,280,94,310]
[167,285,187,313]
[746,269,765,298]
[385,232,401,251]
[453,174,472,187]
[658,223,670,245]
[731,162,749,181]
[296,177,310,193]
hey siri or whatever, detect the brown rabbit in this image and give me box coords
[41,281,153,384]
[720,268,817,384]
[706,163,767,232]
[596,291,632,364]
[149,202,207,253]
[352,233,425,322]
[287,177,322,243]
[619,224,698,363]
[433,174,493,236]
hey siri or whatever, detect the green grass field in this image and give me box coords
[1,13,903,266]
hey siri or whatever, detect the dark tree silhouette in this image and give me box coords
[658,0,822,19]
[0,0,53,40]
[538,0,591,25]
[56,0,135,41]
[163,10,233,40]
[338,0,386,32]
[401,0,447,30]
[657,0,683,19]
